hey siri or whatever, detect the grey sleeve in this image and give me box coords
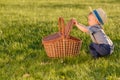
[87,26,99,34]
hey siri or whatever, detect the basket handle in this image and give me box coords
[64,19,74,38]
[58,17,65,37]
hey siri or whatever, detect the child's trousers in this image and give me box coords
[89,43,113,58]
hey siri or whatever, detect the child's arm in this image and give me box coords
[73,19,89,33]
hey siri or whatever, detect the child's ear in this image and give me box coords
[95,19,100,24]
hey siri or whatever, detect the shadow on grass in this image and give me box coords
[39,3,88,9]
[0,3,88,9]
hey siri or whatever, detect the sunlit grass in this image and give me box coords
[0,0,120,80]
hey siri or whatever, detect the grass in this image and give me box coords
[0,0,120,80]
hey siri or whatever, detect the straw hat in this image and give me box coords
[89,7,107,25]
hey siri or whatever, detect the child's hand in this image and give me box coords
[72,18,88,32]
[72,18,78,26]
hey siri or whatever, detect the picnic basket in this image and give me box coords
[42,17,82,58]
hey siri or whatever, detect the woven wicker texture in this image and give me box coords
[42,17,82,58]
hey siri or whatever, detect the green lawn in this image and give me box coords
[0,0,120,80]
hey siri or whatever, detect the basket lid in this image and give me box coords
[64,19,74,38]
[58,17,74,38]
[42,17,76,42]
[43,32,61,42]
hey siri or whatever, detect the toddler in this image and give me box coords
[73,8,114,58]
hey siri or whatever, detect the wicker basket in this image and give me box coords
[42,17,82,58]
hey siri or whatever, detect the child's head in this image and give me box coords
[88,8,107,26]
[88,12,99,26]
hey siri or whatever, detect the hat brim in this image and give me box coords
[89,7,103,28]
